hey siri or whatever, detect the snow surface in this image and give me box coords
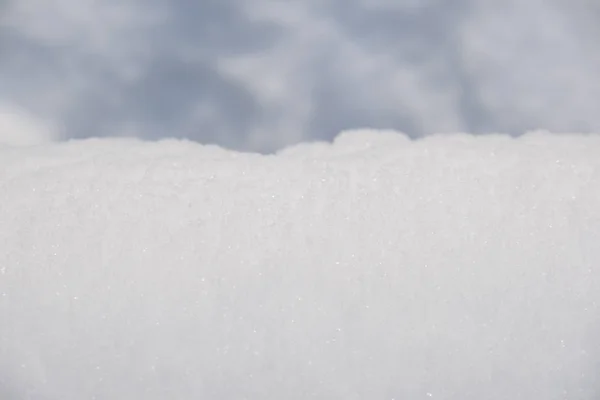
[1,129,600,399]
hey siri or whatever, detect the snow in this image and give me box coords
[1,129,599,399]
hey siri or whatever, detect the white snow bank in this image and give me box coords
[1,130,599,399]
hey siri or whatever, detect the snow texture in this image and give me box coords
[1,129,600,399]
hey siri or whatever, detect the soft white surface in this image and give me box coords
[1,130,600,399]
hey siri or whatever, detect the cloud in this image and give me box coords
[0,103,59,146]
[0,0,599,151]
[458,0,600,133]
[0,0,166,141]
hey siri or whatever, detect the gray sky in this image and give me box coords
[1,0,599,152]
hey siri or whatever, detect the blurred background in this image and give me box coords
[1,0,599,152]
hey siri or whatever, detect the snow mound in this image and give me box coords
[1,130,599,399]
